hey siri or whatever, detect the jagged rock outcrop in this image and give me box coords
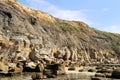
[0,0,120,73]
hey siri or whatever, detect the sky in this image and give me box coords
[18,0,120,33]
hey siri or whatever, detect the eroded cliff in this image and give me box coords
[0,0,120,73]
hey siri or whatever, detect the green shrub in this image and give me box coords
[56,21,80,32]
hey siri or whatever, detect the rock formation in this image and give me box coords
[0,0,120,73]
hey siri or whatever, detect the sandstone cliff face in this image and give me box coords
[0,0,120,70]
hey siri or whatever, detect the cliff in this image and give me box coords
[0,0,120,71]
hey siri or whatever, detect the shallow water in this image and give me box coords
[0,72,118,80]
[0,73,31,80]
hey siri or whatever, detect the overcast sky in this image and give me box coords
[19,0,120,33]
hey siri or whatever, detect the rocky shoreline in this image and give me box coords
[0,1,120,80]
[0,62,120,80]
[0,35,120,79]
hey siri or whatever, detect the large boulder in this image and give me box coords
[29,48,40,61]
[35,63,45,72]
[45,63,66,75]
[26,62,36,68]
[0,62,8,72]
[23,61,36,72]
[8,62,23,73]
[112,70,120,79]
[17,55,26,61]
[8,63,16,72]
[53,50,63,59]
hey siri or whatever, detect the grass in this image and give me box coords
[112,43,120,54]
[55,20,81,32]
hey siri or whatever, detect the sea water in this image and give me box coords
[0,72,118,80]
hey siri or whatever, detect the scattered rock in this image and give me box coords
[97,68,113,73]
[12,67,23,73]
[31,73,44,80]
[95,73,105,77]
[43,69,57,78]
[105,73,112,78]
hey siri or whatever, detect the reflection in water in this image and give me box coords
[0,72,114,80]
[0,73,31,80]
[0,72,93,80]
